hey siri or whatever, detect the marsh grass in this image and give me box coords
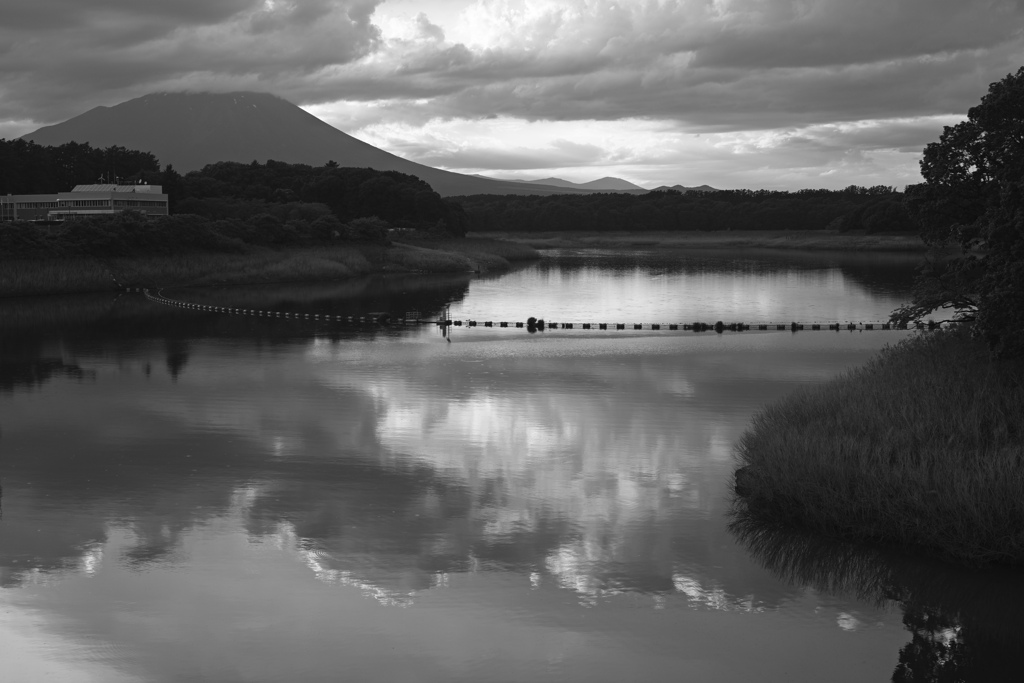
[383,244,476,273]
[0,241,505,298]
[483,230,929,252]
[734,327,1024,566]
[427,237,540,260]
[0,258,117,296]
[399,237,540,272]
[110,246,374,288]
[729,519,1024,647]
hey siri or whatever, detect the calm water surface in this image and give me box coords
[1,250,1017,681]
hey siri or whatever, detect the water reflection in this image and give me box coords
[2,327,902,603]
[0,357,91,393]
[453,249,919,324]
[730,515,1024,681]
[0,273,474,393]
[0,252,937,681]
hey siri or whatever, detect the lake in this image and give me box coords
[1,249,1017,682]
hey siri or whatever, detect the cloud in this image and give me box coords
[415,12,446,42]
[0,0,383,123]
[5,0,1023,128]
[2,0,256,32]
[2,0,1022,188]
[314,0,1024,131]
[689,0,1023,69]
[334,113,948,190]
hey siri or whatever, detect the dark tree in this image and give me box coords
[453,186,912,235]
[0,139,159,194]
[893,67,1024,357]
[161,164,184,213]
[178,160,466,236]
[892,606,973,683]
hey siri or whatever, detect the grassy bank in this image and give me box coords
[396,236,540,271]
[732,327,1024,566]
[0,239,533,298]
[0,247,373,297]
[481,230,928,252]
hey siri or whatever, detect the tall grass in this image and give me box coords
[0,258,117,296]
[398,237,540,272]
[383,244,476,273]
[733,327,1024,566]
[426,237,540,261]
[728,519,1024,652]
[110,246,374,288]
[0,242,504,298]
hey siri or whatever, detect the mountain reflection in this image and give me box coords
[730,515,1024,681]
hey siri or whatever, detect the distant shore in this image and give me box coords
[478,230,928,252]
[0,229,928,299]
[0,238,539,298]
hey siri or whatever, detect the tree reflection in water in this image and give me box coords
[730,513,1023,682]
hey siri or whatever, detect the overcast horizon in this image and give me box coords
[2,0,1022,191]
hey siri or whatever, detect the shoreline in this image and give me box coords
[1,230,928,299]
[732,327,1024,567]
[476,230,929,252]
[0,238,539,299]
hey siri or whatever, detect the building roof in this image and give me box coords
[71,184,163,193]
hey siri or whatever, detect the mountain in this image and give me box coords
[516,176,646,191]
[21,92,594,198]
[652,184,720,193]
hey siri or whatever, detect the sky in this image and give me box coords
[1,0,1022,190]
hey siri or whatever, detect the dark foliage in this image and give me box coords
[0,138,161,193]
[2,148,469,258]
[452,185,915,234]
[0,208,355,260]
[179,160,467,237]
[729,520,1020,682]
[893,67,1024,357]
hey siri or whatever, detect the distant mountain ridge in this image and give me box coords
[652,184,720,193]
[513,176,646,191]
[20,92,598,198]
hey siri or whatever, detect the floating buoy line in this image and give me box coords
[139,288,939,333]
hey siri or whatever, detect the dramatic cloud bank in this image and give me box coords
[3,0,1022,188]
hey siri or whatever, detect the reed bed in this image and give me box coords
[0,258,117,297]
[733,327,1024,566]
[110,246,374,288]
[0,242,496,298]
[424,237,541,261]
[383,244,476,273]
[396,237,540,272]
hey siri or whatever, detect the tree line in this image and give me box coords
[0,141,469,259]
[177,160,467,235]
[452,185,916,234]
[0,138,161,193]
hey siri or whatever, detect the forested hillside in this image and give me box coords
[454,186,916,233]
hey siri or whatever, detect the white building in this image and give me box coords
[0,183,169,222]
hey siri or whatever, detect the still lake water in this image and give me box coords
[1,249,1018,681]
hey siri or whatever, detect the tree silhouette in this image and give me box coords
[894,67,1024,357]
